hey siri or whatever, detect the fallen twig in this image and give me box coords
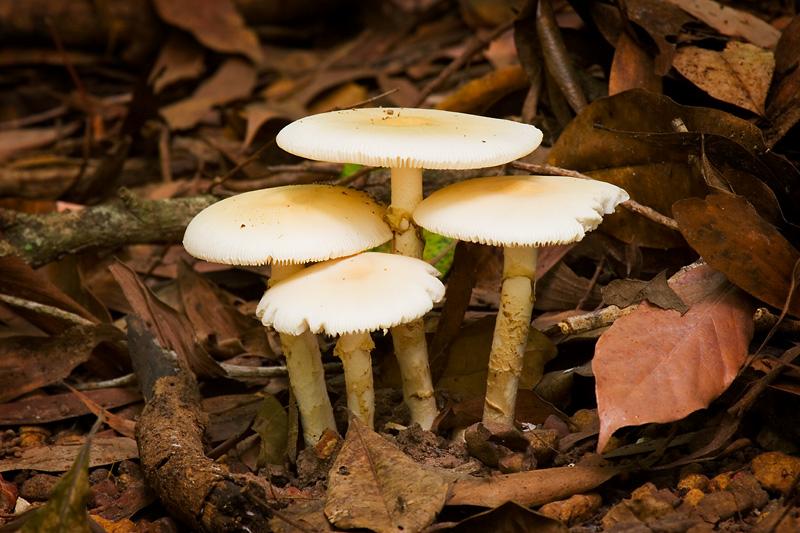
[0,293,95,327]
[0,191,216,267]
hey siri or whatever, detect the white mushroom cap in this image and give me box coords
[183,185,391,265]
[256,252,445,336]
[276,108,543,169]
[413,175,629,247]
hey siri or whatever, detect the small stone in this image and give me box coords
[708,472,732,492]
[20,473,60,501]
[570,409,599,432]
[751,451,800,495]
[677,473,709,493]
[682,488,705,507]
[539,493,602,525]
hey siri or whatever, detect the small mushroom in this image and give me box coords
[276,107,543,429]
[183,184,392,445]
[256,252,445,428]
[414,175,629,427]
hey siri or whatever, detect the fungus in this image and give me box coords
[183,184,391,444]
[256,252,445,428]
[276,107,542,429]
[413,175,629,426]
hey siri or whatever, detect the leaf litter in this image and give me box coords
[0,0,799,531]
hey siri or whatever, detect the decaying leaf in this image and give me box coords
[0,388,140,425]
[0,437,139,473]
[109,260,225,378]
[622,0,697,74]
[665,0,781,49]
[447,465,619,508]
[325,418,448,533]
[0,122,80,161]
[602,270,688,313]
[548,89,764,248]
[252,394,288,467]
[0,325,119,403]
[149,32,206,93]
[673,42,774,115]
[160,58,257,130]
[673,194,800,316]
[152,0,263,64]
[443,501,567,532]
[594,264,754,452]
[18,425,96,533]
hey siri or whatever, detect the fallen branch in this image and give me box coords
[0,190,216,267]
[128,316,288,531]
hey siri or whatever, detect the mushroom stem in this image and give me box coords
[271,264,337,445]
[389,167,424,258]
[334,332,376,428]
[388,167,439,429]
[483,245,537,427]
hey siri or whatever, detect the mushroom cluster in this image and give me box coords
[184,106,627,448]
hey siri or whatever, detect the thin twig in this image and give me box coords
[510,161,680,231]
[334,88,399,111]
[207,139,277,193]
[0,293,95,327]
[72,373,138,391]
[333,165,377,187]
[413,19,515,106]
[426,239,458,267]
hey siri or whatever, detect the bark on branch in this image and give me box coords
[0,190,216,267]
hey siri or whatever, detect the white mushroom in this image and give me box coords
[183,185,392,445]
[257,252,445,428]
[414,175,629,427]
[276,107,543,429]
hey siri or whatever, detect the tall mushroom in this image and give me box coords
[183,185,392,445]
[413,175,629,427]
[276,107,542,429]
[256,252,445,429]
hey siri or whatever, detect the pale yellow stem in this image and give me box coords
[387,167,438,429]
[271,264,337,445]
[483,246,537,427]
[334,332,375,428]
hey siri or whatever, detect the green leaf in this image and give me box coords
[423,230,455,275]
[340,163,362,177]
[253,394,289,466]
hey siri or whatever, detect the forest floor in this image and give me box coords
[0,0,799,531]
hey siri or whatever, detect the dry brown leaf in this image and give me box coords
[160,58,257,130]
[152,0,263,64]
[64,384,137,438]
[436,65,528,113]
[447,465,619,507]
[0,438,138,473]
[666,0,781,49]
[149,32,206,94]
[594,264,754,452]
[623,0,697,74]
[446,501,567,532]
[0,388,140,425]
[325,418,448,533]
[609,32,661,95]
[109,260,225,379]
[0,325,119,403]
[602,271,688,313]
[673,194,800,316]
[673,42,774,115]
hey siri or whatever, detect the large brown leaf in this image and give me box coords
[673,194,800,316]
[594,264,754,452]
[325,418,448,533]
[548,89,764,248]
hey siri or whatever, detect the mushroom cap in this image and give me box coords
[256,252,445,336]
[413,175,630,247]
[183,185,392,266]
[276,107,543,169]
